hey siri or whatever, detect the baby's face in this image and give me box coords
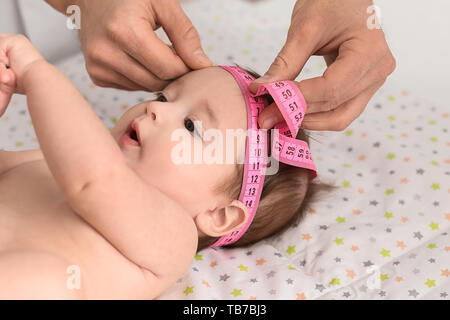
[111,67,247,220]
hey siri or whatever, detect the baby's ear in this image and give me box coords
[195,200,249,237]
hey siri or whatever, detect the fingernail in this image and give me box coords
[194,49,213,65]
[261,116,278,129]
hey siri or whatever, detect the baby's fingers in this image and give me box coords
[0,63,17,117]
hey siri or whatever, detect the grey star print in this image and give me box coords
[363,261,374,267]
[408,290,419,298]
[219,274,230,281]
[413,232,423,240]
[315,284,326,292]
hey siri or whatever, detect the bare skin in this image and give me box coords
[0,152,162,299]
[0,34,249,299]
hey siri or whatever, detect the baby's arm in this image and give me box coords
[23,60,123,195]
[1,33,120,193]
[69,163,199,296]
[1,34,198,296]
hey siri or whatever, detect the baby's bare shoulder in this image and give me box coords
[0,249,84,299]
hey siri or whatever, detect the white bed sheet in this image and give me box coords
[0,0,448,300]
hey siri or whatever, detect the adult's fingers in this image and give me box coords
[298,38,385,113]
[257,51,392,130]
[89,41,169,91]
[108,16,189,81]
[248,19,321,94]
[86,61,149,91]
[258,78,385,131]
[300,79,385,131]
[258,41,395,130]
[258,102,282,129]
[305,50,396,114]
[158,0,214,70]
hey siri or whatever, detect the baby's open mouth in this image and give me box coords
[121,122,141,147]
[130,129,138,142]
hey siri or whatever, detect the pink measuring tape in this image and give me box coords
[210,65,317,248]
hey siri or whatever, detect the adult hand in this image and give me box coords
[249,0,396,131]
[50,0,214,91]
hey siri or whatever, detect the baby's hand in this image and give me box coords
[0,59,15,117]
[0,33,44,116]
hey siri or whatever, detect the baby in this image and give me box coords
[0,34,322,299]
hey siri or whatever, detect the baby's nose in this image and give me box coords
[146,103,157,122]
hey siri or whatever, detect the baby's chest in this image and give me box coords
[0,159,65,214]
[0,161,154,298]
[0,159,81,252]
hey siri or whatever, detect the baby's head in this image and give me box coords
[111,66,322,252]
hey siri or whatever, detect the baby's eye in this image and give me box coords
[184,118,196,133]
[155,92,167,102]
[184,118,202,139]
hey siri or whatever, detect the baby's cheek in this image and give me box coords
[110,119,128,141]
[112,104,147,138]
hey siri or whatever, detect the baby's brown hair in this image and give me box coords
[196,65,336,251]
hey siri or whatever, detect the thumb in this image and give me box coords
[159,0,214,70]
[258,103,283,130]
[249,27,316,94]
